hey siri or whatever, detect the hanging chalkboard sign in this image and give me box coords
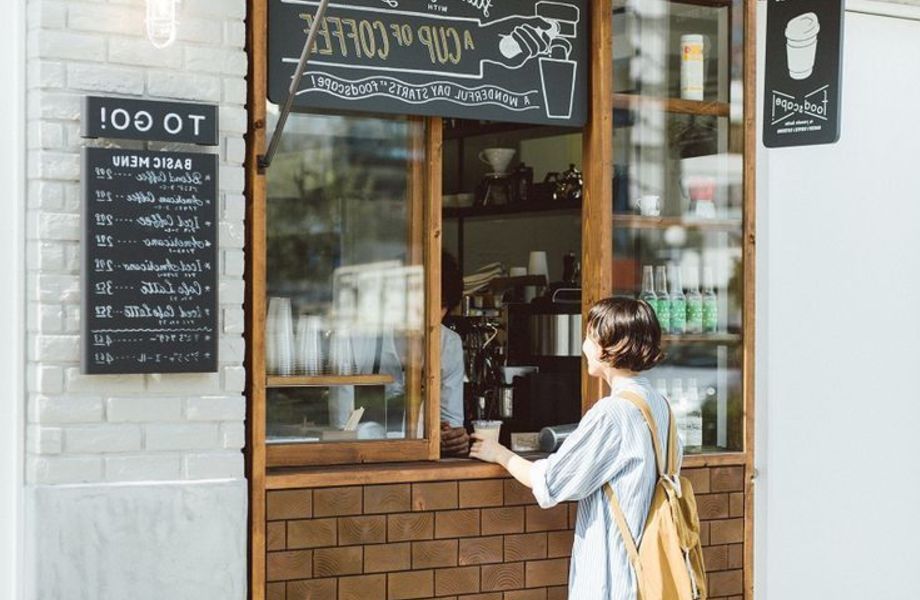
[268,0,588,126]
[763,0,845,147]
[82,96,219,145]
[82,148,219,374]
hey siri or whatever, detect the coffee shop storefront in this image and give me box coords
[247,1,756,598]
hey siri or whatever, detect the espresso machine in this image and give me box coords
[501,288,583,446]
[451,256,584,449]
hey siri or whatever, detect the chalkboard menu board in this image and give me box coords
[82,148,219,374]
[268,0,588,127]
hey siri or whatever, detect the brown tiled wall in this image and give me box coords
[265,465,747,600]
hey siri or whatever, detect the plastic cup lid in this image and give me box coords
[786,12,820,42]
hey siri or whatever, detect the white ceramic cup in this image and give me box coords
[478,148,516,174]
[638,195,661,217]
[527,251,549,303]
[472,420,503,443]
[785,12,820,80]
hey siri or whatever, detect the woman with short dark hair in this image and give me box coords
[471,296,680,600]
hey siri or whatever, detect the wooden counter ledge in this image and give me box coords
[265,452,746,490]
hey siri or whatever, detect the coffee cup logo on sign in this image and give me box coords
[785,12,820,80]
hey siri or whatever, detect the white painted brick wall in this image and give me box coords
[26,0,248,486]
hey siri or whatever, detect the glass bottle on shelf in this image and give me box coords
[654,266,671,333]
[702,266,719,334]
[671,378,687,444]
[684,378,704,453]
[686,268,703,335]
[640,265,658,313]
[668,265,687,335]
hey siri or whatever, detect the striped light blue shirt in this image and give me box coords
[530,375,682,600]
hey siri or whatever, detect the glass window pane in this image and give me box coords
[613,0,745,453]
[264,112,427,444]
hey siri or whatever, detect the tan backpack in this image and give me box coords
[604,391,708,600]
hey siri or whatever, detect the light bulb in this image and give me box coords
[146,0,178,49]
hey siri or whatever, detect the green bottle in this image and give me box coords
[640,265,658,315]
[668,265,686,335]
[686,270,703,335]
[654,265,671,332]
[702,266,719,334]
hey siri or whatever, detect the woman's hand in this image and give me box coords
[469,433,512,466]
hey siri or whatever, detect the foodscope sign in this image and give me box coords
[268,0,588,126]
[763,0,845,147]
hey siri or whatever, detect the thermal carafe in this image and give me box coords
[529,312,582,357]
[539,423,578,452]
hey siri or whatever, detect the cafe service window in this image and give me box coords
[248,0,754,468]
[256,111,440,466]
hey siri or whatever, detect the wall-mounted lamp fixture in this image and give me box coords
[146,0,179,49]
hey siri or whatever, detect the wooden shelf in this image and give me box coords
[613,93,730,118]
[662,333,742,345]
[613,214,742,231]
[444,198,581,220]
[266,374,395,388]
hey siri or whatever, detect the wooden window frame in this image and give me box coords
[250,113,441,469]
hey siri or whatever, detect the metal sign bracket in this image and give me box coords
[257,0,331,173]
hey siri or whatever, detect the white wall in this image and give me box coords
[1,2,26,599]
[756,3,920,598]
[23,0,249,597]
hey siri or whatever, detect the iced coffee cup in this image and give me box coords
[785,12,820,80]
[472,420,503,443]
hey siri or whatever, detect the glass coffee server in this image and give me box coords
[611,0,749,453]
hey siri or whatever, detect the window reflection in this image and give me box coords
[613,0,746,453]
[264,112,426,443]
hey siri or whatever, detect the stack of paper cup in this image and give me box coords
[266,297,294,376]
[329,327,355,376]
[295,315,324,375]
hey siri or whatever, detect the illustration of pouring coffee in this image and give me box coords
[293,0,581,118]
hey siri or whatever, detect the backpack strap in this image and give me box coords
[605,389,677,578]
[620,390,680,478]
[665,401,679,477]
[604,482,642,575]
[619,390,667,477]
